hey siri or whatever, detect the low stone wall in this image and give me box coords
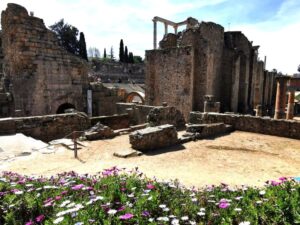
[129,124,178,151]
[190,112,300,139]
[0,113,90,142]
[116,103,186,128]
[91,114,130,130]
[186,123,233,138]
[116,103,154,125]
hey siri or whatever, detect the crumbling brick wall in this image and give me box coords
[1,3,88,117]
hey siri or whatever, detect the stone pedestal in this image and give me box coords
[274,76,289,119]
[255,105,263,117]
[286,91,295,120]
[204,95,220,113]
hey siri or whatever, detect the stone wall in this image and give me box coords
[1,4,88,117]
[145,46,194,119]
[90,83,124,116]
[90,114,130,130]
[90,60,145,84]
[145,18,276,119]
[0,113,90,142]
[189,112,300,139]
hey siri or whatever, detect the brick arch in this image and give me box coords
[56,103,76,114]
[125,91,145,104]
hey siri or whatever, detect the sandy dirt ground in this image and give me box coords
[1,131,300,188]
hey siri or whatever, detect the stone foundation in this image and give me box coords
[190,112,300,139]
[0,113,90,142]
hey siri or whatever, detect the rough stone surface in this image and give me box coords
[0,113,90,142]
[1,4,88,117]
[146,20,276,119]
[84,122,115,140]
[91,114,130,130]
[147,106,185,128]
[129,124,178,151]
[90,61,144,84]
[186,123,233,138]
[189,112,300,139]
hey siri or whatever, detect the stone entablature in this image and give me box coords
[1,3,88,117]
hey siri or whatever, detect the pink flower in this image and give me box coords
[55,195,62,201]
[25,220,34,225]
[271,180,280,186]
[119,213,134,220]
[36,214,45,222]
[72,184,85,190]
[118,205,126,211]
[279,177,287,182]
[218,199,230,209]
[146,184,155,189]
[61,190,68,195]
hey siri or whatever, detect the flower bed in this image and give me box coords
[0,168,299,225]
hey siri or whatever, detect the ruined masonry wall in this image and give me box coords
[190,112,300,139]
[1,4,88,116]
[145,46,194,119]
[0,113,90,142]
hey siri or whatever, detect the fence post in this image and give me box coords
[73,132,77,158]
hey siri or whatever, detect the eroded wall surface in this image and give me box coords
[145,19,276,119]
[1,4,88,116]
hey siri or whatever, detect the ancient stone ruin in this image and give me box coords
[0,3,89,117]
[146,17,276,120]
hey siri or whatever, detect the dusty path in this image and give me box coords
[1,131,300,187]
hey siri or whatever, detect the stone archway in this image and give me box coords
[125,91,145,104]
[56,103,76,114]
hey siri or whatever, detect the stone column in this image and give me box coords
[153,20,157,49]
[274,76,289,119]
[286,90,295,120]
[164,22,168,34]
[174,25,178,34]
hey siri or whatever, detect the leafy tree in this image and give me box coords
[104,48,107,58]
[133,55,143,63]
[119,39,124,62]
[78,32,88,61]
[88,47,100,58]
[128,52,134,64]
[298,65,300,73]
[50,19,88,61]
[50,19,79,55]
[124,46,128,63]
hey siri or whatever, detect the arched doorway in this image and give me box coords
[125,91,145,104]
[56,103,76,114]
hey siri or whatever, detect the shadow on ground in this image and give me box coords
[143,144,186,156]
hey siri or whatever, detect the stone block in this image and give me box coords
[147,106,185,128]
[84,122,115,140]
[129,124,178,151]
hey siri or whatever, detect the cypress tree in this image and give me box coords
[104,48,107,58]
[78,32,88,61]
[110,46,115,60]
[129,52,134,64]
[124,46,128,63]
[119,39,124,62]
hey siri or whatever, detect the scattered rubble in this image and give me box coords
[84,122,116,140]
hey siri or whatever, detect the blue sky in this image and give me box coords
[0,0,299,74]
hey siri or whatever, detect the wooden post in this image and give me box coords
[73,132,77,158]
